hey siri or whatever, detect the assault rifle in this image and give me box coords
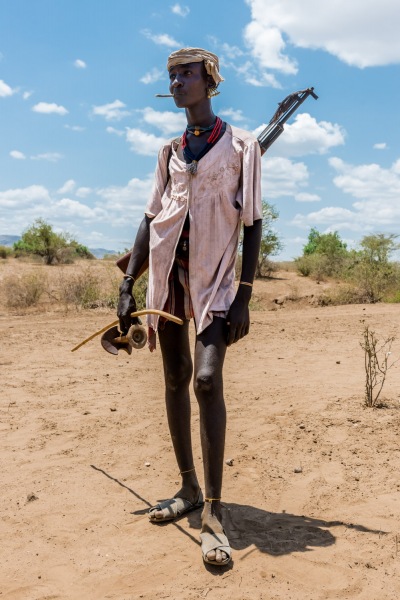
[257,87,318,155]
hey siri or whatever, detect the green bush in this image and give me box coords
[295,253,341,280]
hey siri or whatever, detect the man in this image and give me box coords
[118,48,262,566]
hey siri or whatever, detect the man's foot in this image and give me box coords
[149,485,203,522]
[200,501,231,565]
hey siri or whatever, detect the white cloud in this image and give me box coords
[295,192,321,202]
[106,126,125,136]
[0,185,50,209]
[255,113,345,158]
[219,42,244,60]
[10,150,26,160]
[74,59,87,69]
[32,102,68,115]
[0,79,16,97]
[244,18,298,75]
[330,157,400,202]
[142,29,181,48]
[92,99,130,121]
[65,124,85,132]
[171,3,190,17]
[0,177,152,237]
[22,91,33,100]
[245,0,400,70]
[31,152,63,162]
[125,128,168,156]
[56,198,106,220]
[292,157,400,232]
[261,156,309,198]
[230,60,281,88]
[57,179,76,194]
[373,142,387,150]
[97,175,155,218]
[140,67,165,85]
[210,35,281,87]
[76,187,92,198]
[140,107,186,135]
[220,108,246,123]
[292,207,360,231]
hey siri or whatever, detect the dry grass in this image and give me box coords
[0,258,147,313]
[2,272,46,308]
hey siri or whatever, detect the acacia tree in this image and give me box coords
[296,227,349,278]
[237,200,282,278]
[354,233,400,302]
[255,200,283,277]
[303,227,348,258]
[14,218,93,264]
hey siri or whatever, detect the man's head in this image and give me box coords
[167,47,224,97]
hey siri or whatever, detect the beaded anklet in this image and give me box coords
[179,467,196,475]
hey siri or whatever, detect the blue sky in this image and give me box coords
[1,0,400,259]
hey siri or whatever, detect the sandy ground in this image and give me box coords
[1,270,400,599]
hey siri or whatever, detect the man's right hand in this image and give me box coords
[117,279,138,334]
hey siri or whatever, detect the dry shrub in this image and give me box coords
[384,289,400,303]
[62,269,102,308]
[317,285,365,306]
[48,264,148,311]
[360,325,398,407]
[295,254,341,281]
[0,246,13,259]
[2,272,46,308]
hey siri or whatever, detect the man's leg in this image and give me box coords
[194,317,229,563]
[150,320,201,519]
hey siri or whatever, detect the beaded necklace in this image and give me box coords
[181,116,223,175]
[186,123,216,136]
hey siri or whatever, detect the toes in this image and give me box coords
[149,509,162,520]
[206,549,227,563]
[206,550,216,561]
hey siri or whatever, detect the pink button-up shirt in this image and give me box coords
[145,124,262,334]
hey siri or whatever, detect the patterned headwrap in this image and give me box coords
[167,47,224,86]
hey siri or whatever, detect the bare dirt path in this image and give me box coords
[1,273,400,599]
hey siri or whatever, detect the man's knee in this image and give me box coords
[194,368,220,398]
[164,358,192,392]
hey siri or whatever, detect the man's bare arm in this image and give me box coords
[117,215,153,332]
[226,219,262,345]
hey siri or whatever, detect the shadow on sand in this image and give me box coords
[91,465,386,570]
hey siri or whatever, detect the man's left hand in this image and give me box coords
[226,287,252,346]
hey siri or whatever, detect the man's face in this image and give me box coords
[168,62,209,108]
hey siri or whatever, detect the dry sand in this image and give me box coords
[1,268,400,599]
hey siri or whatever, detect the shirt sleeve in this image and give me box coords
[240,138,262,227]
[145,143,171,218]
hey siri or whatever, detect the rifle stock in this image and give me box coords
[257,87,318,154]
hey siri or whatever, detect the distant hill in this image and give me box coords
[89,248,119,259]
[0,235,20,246]
[0,235,118,259]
